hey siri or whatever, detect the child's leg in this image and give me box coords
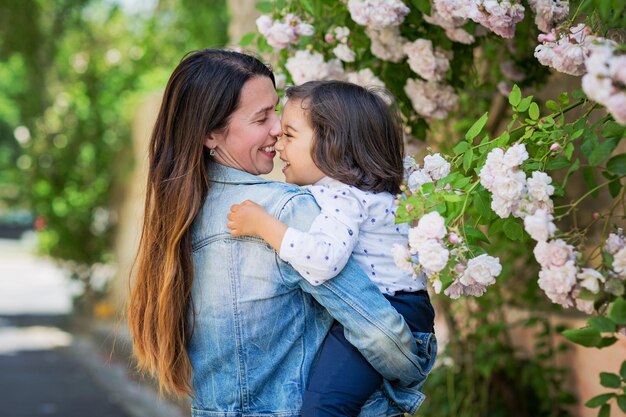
[385,290,435,334]
[302,291,435,417]
[302,321,382,417]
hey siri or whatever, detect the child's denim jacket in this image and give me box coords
[188,163,437,417]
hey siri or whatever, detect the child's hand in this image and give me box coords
[227,200,269,237]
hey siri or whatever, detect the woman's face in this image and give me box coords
[206,76,281,175]
[275,99,325,186]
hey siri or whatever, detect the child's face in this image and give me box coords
[276,99,325,186]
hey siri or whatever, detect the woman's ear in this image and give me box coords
[204,131,223,150]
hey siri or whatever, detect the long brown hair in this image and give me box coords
[128,49,274,396]
[286,81,404,194]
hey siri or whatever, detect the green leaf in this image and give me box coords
[255,1,273,13]
[503,219,523,241]
[517,96,533,113]
[599,0,611,20]
[607,153,626,176]
[608,176,621,198]
[496,131,510,148]
[452,177,471,189]
[589,317,617,333]
[620,360,626,380]
[545,156,570,170]
[608,298,626,325]
[489,218,505,235]
[600,372,622,388]
[442,193,463,202]
[598,403,610,417]
[300,0,315,15]
[598,337,618,348]
[571,129,585,140]
[453,141,470,155]
[602,121,626,140]
[529,102,540,120]
[463,147,474,173]
[559,92,570,106]
[565,142,575,160]
[411,0,431,14]
[546,99,560,112]
[466,112,489,141]
[582,167,599,198]
[421,182,435,194]
[474,192,493,220]
[563,158,579,187]
[617,395,626,414]
[572,88,586,99]
[238,32,256,47]
[589,138,620,166]
[464,226,490,244]
[509,85,521,107]
[585,393,614,408]
[562,327,602,347]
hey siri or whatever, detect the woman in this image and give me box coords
[128,49,431,417]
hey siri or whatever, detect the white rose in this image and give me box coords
[493,174,526,202]
[334,26,351,43]
[444,279,464,299]
[503,143,529,168]
[424,153,451,180]
[391,244,415,275]
[533,239,574,268]
[416,211,447,240]
[407,169,433,192]
[605,232,625,255]
[577,268,605,294]
[295,23,314,36]
[416,239,450,274]
[523,208,556,242]
[460,254,501,286]
[432,278,443,294]
[526,171,554,202]
[613,246,626,276]
[256,15,273,35]
[538,260,577,295]
[333,44,356,62]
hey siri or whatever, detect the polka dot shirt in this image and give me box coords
[279,177,426,295]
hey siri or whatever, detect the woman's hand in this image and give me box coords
[227,200,288,251]
[227,200,268,237]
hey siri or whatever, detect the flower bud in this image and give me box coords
[549,143,560,151]
[324,33,334,43]
[448,232,461,245]
[593,212,599,220]
[405,204,414,213]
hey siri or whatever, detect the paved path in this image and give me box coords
[0,238,188,417]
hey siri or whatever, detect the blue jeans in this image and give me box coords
[302,291,437,417]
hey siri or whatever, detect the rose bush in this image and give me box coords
[243,0,626,414]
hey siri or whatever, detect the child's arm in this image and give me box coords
[227,187,365,285]
[227,200,287,251]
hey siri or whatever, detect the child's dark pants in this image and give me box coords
[301,290,435,417]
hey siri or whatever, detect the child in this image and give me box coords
[227,80,436,416]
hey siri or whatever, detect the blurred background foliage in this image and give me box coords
[0,0,228,297]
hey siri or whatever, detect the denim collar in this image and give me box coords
[207,162,275,185]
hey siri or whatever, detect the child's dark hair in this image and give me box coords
[285,80,404,194]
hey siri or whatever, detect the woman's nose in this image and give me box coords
[269,116,282,138]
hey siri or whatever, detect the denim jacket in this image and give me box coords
[188,164,435,417]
